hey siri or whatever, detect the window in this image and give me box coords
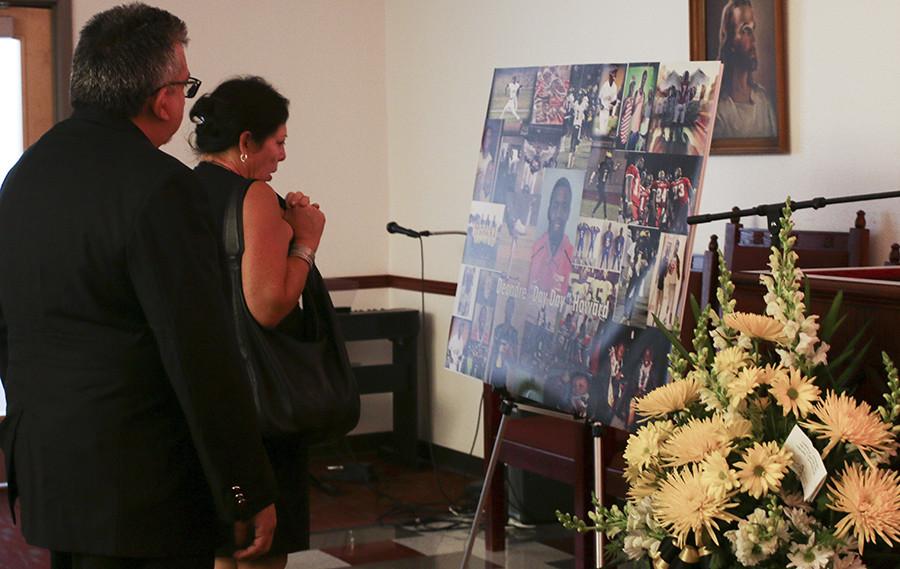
[0,28,22,416]
[0,35,25,183]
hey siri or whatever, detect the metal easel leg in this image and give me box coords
[592,423,605,568]
[459,399,514,569]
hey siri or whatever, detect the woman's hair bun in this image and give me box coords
[189,76,289,155]
[189,95,233,153]
[189,94,213,124]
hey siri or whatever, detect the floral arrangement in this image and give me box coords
[558,204,900,569]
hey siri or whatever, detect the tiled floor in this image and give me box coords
[288,523,576,568]
[1,450,581,568]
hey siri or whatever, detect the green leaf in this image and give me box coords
[827,322,869,373]
[652,313,691,360]
[822,314,847,345]
[835,338,873,391]
[821,290,845,341]
[690,293,702,319]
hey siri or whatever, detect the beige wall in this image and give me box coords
[67,1,900,455]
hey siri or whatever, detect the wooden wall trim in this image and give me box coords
[324,274,391,291]
[388,275,457,296]
[324,274,457,297]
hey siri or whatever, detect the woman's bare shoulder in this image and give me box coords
[243,180,285,219]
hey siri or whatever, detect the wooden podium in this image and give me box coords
[732,266,900,404]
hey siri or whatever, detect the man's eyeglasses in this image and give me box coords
[156,76,202,99]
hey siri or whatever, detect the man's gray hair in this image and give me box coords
[70,3,188,117]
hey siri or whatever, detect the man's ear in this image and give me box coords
[148,87,172,121]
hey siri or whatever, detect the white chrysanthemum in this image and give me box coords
[623,420,672,473]
[832,550,867,569]
[725,508,789,565]
[786,536,833,569]
[700,451,740,499]
[785,506,817,536]
[700,387,726,412]
[726,517,767,566]
[713,347,749,376]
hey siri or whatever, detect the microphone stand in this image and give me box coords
[419,230,467,237]
[688,189,900,238]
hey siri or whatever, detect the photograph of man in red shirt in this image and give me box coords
[528,176,575,297]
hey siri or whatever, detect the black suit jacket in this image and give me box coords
[0,107,276,556]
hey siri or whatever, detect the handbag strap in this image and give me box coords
[223,183,326,338]
[223,183,245,261]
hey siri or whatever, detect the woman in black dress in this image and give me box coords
[190,76,325,569]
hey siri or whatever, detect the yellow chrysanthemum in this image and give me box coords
[803,391,897,468]
[726,367,761,409]
[713,346,749,376]
[700,451,740,499]
[756,364,785,385]
[627,468,659,499]
[623,421,672,473]
[828,464,900,554]
[661,416,732,467]
[769,368,820,417]
[652,464,739,547]
[723,414,753,440]
[635,376,703,419]
[734,441,792,498]
[724,312,786,342]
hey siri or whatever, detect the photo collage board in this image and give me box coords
[446,61,723,431]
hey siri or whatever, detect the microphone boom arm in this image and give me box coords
[688,189,900,237]
[419,230,467,237]
[387,221,465,238]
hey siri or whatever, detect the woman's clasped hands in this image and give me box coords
[284,191,325,251]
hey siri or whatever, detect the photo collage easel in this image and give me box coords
[447,61,722,431]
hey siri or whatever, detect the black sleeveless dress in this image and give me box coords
[193,161,310,555]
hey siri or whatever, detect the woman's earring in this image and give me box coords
[240,153,248,163]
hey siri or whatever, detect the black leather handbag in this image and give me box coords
[223,185,360,443]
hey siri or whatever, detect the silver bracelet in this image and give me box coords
[288,242,315,267]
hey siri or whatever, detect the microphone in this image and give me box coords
[386,221,422,238]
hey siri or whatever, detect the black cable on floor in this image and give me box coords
[467,390,484,457]
[417,236,472,511]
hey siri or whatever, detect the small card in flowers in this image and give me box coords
[784,424,828,501]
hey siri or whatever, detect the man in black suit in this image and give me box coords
[0,4,277,568]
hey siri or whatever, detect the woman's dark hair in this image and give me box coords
[190,76,289,153]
